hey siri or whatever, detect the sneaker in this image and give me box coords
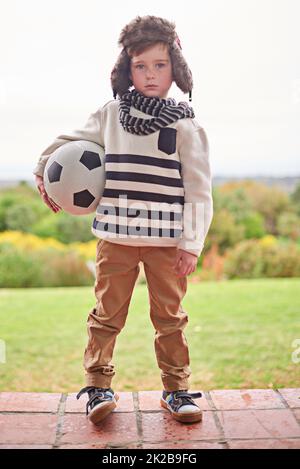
[76,386,119,425]
[160,389,203,423]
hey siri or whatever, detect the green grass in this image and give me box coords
[0,278,299,392]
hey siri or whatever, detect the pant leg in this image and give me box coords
[83,240,140,388]
[141,246,191,392]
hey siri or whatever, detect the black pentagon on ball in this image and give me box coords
[48,161,63,182]
[80,151,102,170]
[73,189,95,208]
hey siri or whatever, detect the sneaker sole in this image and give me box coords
[160,398,202,423]
[88,393,119,425]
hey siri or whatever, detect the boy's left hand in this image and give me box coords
[173,249,198,277]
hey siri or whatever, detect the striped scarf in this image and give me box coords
[119,89,195,135]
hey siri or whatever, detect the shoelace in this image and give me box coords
[76,386,113,416]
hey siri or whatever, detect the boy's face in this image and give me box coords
[129,43,173,99]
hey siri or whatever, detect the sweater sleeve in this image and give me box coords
[32,107,104,177]
[177,120,213,258]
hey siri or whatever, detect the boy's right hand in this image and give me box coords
[35,175,61,213]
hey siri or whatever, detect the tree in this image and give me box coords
[291,182,300,216]
[240,211,266,239]
[207,208,245,254]
[31,211,94,243]
[5,203,39,232]
[277,212,300,240]
[217,180,291,235]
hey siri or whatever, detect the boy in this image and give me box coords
[33,15,213,425]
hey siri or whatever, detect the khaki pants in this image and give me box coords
[83,239,191,392]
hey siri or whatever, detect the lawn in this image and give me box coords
[0,278,299,393]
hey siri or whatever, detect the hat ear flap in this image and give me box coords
[111,49,133,99]
[169,45,193,95]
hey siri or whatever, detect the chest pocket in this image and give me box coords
[158,128,177,155]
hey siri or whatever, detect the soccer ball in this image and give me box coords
[44,140,105,215]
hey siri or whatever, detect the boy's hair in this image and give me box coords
[127,40,168,58]
[111,15,193,100]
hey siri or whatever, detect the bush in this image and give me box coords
[241,211,266,239]
[31,211,94,243]
[0,191,49,232]
[5,203,40,232]
[0,182,95,244]
[224,237,300,279]
[0,194,16,231]
[0,243,43,287]
[207,209,245,254]
[37,249,93,287]
[0,231,94,287]
[276,212,300,240]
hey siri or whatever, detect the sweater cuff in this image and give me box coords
[177,238,204,258]
[32,162,46,178]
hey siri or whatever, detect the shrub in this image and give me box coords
[31,211,94,243]
[37,249,93,287]
[207,209,245,254]
[0,243,43,287]
[0,192,49,232]
[0,231,93,287]
[276,212,300,241]
[224,237,300,279]
[241,211,266,239]
[200,244,225,280]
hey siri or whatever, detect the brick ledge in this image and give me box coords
[0,388,299,449]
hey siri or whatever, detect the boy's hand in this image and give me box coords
[173,249,198,277]
[35,175,61,213]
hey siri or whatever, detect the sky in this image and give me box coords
[0,0,299,180]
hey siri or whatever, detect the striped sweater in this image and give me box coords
[33,99,213,257]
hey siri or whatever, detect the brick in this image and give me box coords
[210,389,285,410]
[59,442,141,449]
[0,392,61,413]
[144,441,226,449]
[59,413,139,446]
[142,411,221,442]
[0,414,57,445]
[293,409,300,421]
[0,445,53,449]
[228,438,300,449]
[137,390,163,412]
[278,388,300,408]
[217,409,300,440]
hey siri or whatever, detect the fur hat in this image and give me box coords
[110,15,193,100]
